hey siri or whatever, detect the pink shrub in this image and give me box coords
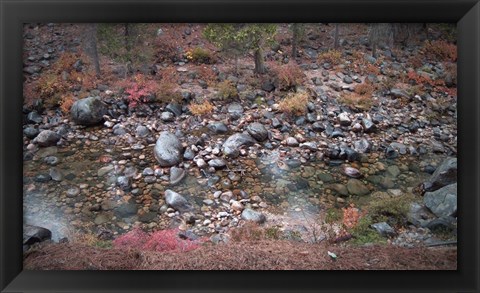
[113,228,203,253]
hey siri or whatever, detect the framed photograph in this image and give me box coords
[1,0,479,292]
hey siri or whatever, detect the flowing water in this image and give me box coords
[23,139,444,242]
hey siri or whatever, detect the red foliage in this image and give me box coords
[113,228,204,253]
[422,40,457,62]
[115,74,159,108]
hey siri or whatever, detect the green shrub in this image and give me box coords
[367,195,414,226]
[216,80,238,100]
[349,215,387,245]
[187,47,214,64]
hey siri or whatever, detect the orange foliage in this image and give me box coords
[342,204,362,229]
[270,62,305,90]
[422,40,457,62]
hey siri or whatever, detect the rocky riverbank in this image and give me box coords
[22,23,457,254]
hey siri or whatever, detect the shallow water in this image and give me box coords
[23,140,443,241]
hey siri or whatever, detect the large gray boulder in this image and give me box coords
[222,133,256,158]
[153,131,183,167]
[423,157,457,192]
[165,189,193,212]
[424,183,457,218]
[70,96,107,126]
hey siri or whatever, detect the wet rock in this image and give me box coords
[165,103,182,116]
[144,176,156,184]
[183,148,195,160]
[44,156,59,166]
[23,225,51,246]
[386,165,401,177]
[114,203,138,218]
[271,118,282,128]
[116,176,131,191]
[27,111,43,124]
[346,179,369,196]
[222,133,256,158]
[261,80,275,92]
[49,167,63,181]
[422,157,457,192]
[241,208,266,224]
[390,88,410,99]
[300,142,318,151]
[24,127,40,139]
[343,166,362,178]
[139,212,157,223]
[165,189,193,212]
[24,65,42,75]
[385,146,398,159]
[407,202,433,227]
[425,216,456,232]
[98,166,114,177]
[33,130,60,147]
[94,214,110,225]
[285,159,301,169]
[208,158,227,169]
[318,172,334,183]
[161,111,175,122]
[362,118,376,133]
[66,186,80,197]
[154,131,183,167]
[353,138,371,153]
[312,121,325,132]
[389,142,407,155]
[70,96,107,126]
[135,125,150,137]
[169,167,186,185]
[327,183,349,196]
[286,137,299,147]
[227,103,244,119]
[424,183,457,218]
[246,122,268,142]
[208,122,229,134]
[338,112,351,126]
[34,173,51,183]
[330,128,344,138]
[142,167,154,176]
[371,222,396,237]
[112,124,127,136]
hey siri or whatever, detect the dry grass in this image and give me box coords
[338,83,376,111]
[188,100,215,116]
[278,91,309,115]
[24,241,457,270]
[270,62,305,90]
[318,49,342,65]
[216,80,238,100]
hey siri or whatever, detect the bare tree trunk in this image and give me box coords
[124,23,131,62]
[292,23,299,58]
[423,23,430,41]
[334,23,340,49]
[254,48,266,74]
[84,24,101,76]
[372,43,377,58]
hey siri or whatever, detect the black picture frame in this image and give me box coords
[1,0,479,292]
